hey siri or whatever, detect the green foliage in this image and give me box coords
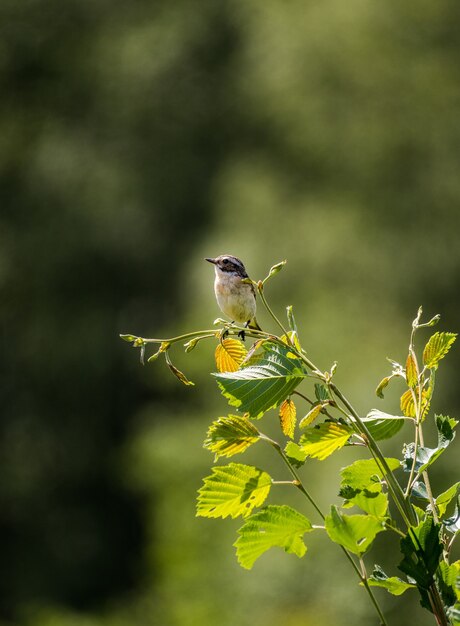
[325,506,386,556]
[124,270,459,626]
[361,409,406,441]
[204,415,261,459]
[423,332,457,369]
[197,463,272,519]
[340,458,401,492]
[213,342,307,418]
[234,505,313,569]
[368,565,416,596]
[298,422,352,460]
[403,415,457,477]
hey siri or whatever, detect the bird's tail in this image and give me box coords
[248,317,262,331]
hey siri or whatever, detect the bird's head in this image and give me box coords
[205,255,248,278]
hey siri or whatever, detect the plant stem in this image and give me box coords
[262,434,389,626]
[257,286,291,338]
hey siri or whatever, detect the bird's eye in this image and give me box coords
[222,258,229,264]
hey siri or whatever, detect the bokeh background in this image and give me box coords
[1,1,460,625]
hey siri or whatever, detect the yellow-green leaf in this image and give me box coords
[299,404,323,429]
[197,463,272,519]
[204,415,260,459]
[400,388,430,420]
[375,376,390,399]
[423,332,457,369]
[235,504,312,569]
[299,423,352,461]
[215,338,247,373]
[405,351,418,389]
[279,399,297,438]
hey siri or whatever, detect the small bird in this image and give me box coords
[205,255,262,331]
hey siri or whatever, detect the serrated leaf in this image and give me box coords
[361,409,407,441]
[197,463,271,519]
[398,517,443,588]
[375,376,391,399]
[340,487,389,518]
[403,414,457,476]
[215,338,247,373]
[234,504,312,569]
[368,565,416,595]
[314,383,332,402]
[325,506,386,555]
[298,423,352,461]
[284,441,307,468]
[423,332,457,369]
[279,399,297,438]
[299,404,323,429]
[400,388,430,420]
[280,331,301,352]
[340,458,401,493]
[437,560,460,608]
[204,415,260,459]
[213,342,307,418]
[406,351,419,388]
[437,483,460,518]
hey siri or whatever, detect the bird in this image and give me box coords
[205,255,262,332]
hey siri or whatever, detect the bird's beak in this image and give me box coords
[205,257,217,264]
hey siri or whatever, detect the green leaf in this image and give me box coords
[437,560,460,608]
[406,351,419,388]
[314,383,333,402]
[325,506,386,555]
[197,463,271,519]
[234,504,313,569]
[299,404,323,429]
[368,565,416,595]
[213,342,307,418]
[340,487,389,518]
[398,517,443,589]
[340,458,401,493]
[375,376,391,399]
[204,415,260,459]
[361,409,407,441]
[445,500,460,535]
[298,422,352,460]
[436,482,460,518]
[448,604,460,626]
[423,332,457,369]
[403,414,457,476]
[284,441,307,468]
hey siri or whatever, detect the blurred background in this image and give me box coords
[1,0,460,624]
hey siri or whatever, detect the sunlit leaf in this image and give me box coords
[325,506,386,555]
[340,458,401,493]
[368,565,416,595]
[204,415,260,459]
[279,399,297,438]
[375,376,391,399]
[406,351,419,388]
[284,441,307,468]
[403,415,457,476]
[213,342,307,418]
[361,409,407,441]
[298,423,352,461]
[340,486,389,518]
[215,338,247,373]
[400,388,430,420]
[299,404,324,429]
[234,504,313,569]
[436,482,460,518]
[423,332,457,369]
[197,463,271,519]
